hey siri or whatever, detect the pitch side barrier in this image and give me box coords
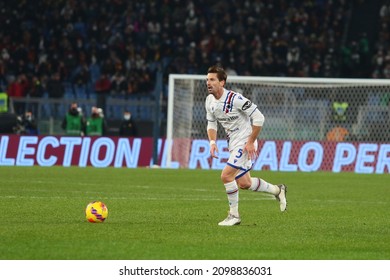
[0,135,388,174]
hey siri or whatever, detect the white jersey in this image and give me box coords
[205,88,260,150]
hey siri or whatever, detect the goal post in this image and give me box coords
[166,74,390,170]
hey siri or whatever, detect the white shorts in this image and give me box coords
[227,141,257,179]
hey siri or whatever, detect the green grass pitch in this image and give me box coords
[0,166,389,260]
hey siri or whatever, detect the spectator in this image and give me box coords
[47,73,64,99]
[94,73,111,111]
[27,76,44,99]
[25,75,44,116]
[110,72,127,96]
[326,126,349,142]
[47,72,65,117]
[61,102,86,136]
[7,75,29,115]
[72,62,90,98]
[119,110,137,137]
[19,111,39,135]
[0,91,8,113]
[86,106,107,136]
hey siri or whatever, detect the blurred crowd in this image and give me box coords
[372,0,390,78]
[0,0,388,105]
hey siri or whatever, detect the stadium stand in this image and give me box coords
[0,0,387,135]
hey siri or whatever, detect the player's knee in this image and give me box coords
[220,172,235,184]
[237,181,251,189]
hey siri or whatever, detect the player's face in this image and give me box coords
[206,73,224,96]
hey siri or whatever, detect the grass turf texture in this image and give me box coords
[0,166,389,260]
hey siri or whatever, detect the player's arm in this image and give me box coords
[248,124,262,144]
[248,108,264,142]
[205,95,219,158]
[245,107,265,160]
[207,121,218,159]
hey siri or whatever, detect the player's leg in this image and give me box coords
[233,141,288,212]
[218,164,241,226]
[218,145,251,226]
[237,174,287,212]
[247,176,287,211]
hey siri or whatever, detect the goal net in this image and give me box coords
[166,75,390,170]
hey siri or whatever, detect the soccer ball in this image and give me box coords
[85,201,108,223]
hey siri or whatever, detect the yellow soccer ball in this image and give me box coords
[85,201,108,223]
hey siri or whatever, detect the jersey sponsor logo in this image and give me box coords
[242,101,252,110]
[227,127,239,133]
[217,115,239,122]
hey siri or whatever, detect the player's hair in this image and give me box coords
[207,65,227,82]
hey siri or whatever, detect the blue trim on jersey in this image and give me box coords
[230,93,236,112]
[233,162,254,179]
[223,91,231,112]
[227,162,246,171]
[235,168,251,179]
[248,107,258,117]
[226,162,250,172]
[223,91,237,113]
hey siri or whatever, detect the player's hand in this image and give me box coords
[210,143,219,159]
[244,142,256,161]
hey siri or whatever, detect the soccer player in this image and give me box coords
[205,65,287,226]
